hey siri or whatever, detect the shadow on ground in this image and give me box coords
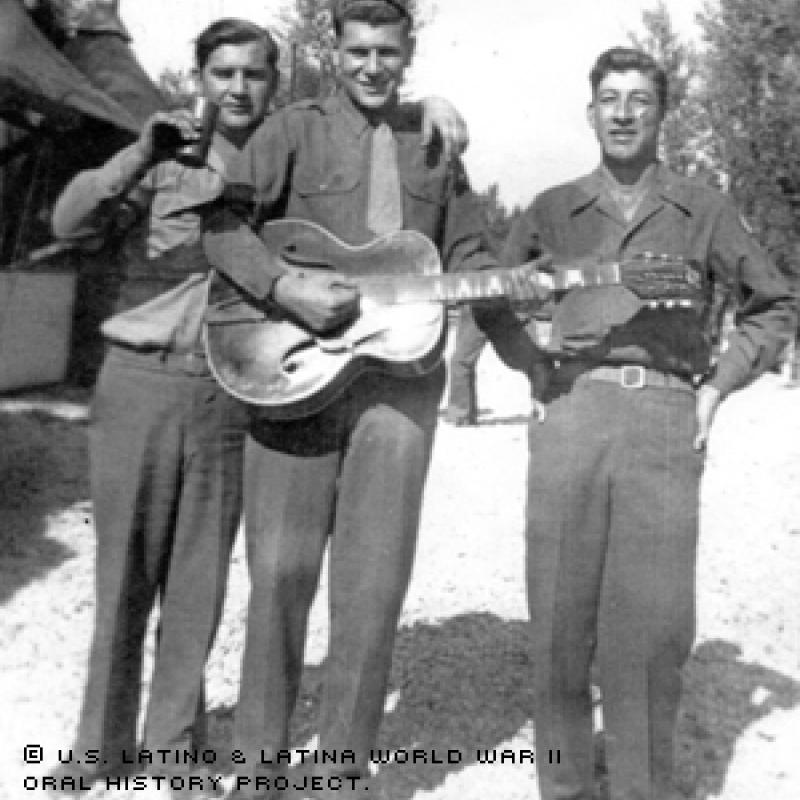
[0,387,91,603]
[203,613,535,795]
[676,639,800,799]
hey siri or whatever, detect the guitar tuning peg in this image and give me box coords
[647,300,660,310]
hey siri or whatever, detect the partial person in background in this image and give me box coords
[503,46,795,800]
[444,305,489,425]
[445,303,546,425]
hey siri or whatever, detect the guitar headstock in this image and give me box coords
[618,252,705,310]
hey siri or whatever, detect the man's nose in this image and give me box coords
[612,100,635,123]
[229,70,246,94]
[364,50,381,74]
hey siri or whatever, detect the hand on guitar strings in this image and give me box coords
[272,270,361,333]
[512,254,555,303]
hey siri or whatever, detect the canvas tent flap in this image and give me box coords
[0,0,142,133]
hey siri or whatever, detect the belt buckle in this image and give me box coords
[620,365,646,389]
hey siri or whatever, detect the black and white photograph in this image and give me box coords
[1,2,798,799]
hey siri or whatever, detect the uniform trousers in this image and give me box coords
[74,345,247,769]
[526,375,703,800]
[235,366,445,783]
[446,307,487,419]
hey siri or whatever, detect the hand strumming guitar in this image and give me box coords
[272,271,361,333]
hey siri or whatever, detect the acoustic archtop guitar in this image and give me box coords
[203,218,702,419]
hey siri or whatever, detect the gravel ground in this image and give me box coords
[1,349,798,800]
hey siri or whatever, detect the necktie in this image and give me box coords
[366,122,403,235]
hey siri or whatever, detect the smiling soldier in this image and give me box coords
[202,2,544,799]
[502,47,796,800]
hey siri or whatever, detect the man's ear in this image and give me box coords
[406,34,417,63]
[586,101,596,131]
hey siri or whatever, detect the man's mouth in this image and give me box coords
[358,81,388,94]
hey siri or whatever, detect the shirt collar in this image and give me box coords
[569,162,693,216]
[207,131,242,177]
[328,88,408,139]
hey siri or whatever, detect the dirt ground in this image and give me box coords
[1,348,798,800]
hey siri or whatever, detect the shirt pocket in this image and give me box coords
[293,166,362,231]
[402,174,447,242]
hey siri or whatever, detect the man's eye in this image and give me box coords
[211,70,234,80]
[348,48,369,58]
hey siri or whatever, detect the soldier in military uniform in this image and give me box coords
[502,47,795,800]
[203,2,542,798]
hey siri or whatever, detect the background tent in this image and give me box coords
[0,0,167,385]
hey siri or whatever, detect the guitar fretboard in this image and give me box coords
[352,262,623,305]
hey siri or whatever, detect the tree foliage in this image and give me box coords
[697,0,800,278]
[629,1,711,178]
[634,0,800,281]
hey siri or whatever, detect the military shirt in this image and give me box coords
[502,164,796,396]
[52,132,236,350]
[205,90,540,379]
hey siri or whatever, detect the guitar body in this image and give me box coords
[204,219,704,418]
[204,220,447,419]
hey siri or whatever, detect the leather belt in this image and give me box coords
[553,362,697,393]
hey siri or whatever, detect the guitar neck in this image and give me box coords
[353,262,624,305]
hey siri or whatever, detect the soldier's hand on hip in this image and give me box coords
[694,383,722,451]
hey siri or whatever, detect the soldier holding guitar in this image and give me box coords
[202,1,547,798]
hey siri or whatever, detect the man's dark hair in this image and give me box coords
[589,47,668,111]
[331,0,412,37]
[194,18,280,71]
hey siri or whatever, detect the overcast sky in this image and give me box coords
[123,0,704,208]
